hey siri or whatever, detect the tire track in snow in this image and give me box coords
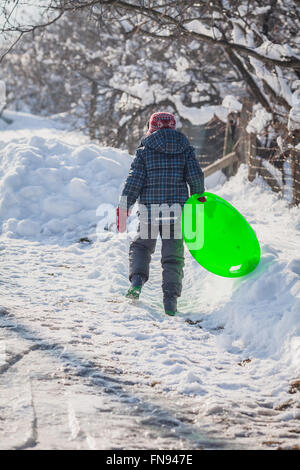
[0,302,246,449]
[0,367,38,450]
[14,378,38,450]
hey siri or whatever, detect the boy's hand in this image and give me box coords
[116,207,129,233]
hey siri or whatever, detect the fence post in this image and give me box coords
[290,131,300,205]
[234,99,253,165]
[247,131,258,182]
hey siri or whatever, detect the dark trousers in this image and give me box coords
[129,223,184,297]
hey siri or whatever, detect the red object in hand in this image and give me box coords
[116,207,129,233]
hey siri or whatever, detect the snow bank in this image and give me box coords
[192,165,300,367]
[0,112,132,242]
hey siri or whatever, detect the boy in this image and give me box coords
[117,112,204,316]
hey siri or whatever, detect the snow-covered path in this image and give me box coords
[1,229,299,450]
[0,232,299,450]
[0,239,248,450]
[0,112,300,449]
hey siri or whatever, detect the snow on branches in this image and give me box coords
[1,0,300,150]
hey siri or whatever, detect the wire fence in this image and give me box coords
[219,101,300,207]
[182,117,225,169]
[245,126,300,207]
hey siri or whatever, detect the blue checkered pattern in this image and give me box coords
[120,128,204,215]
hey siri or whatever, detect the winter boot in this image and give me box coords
[163,294,178,317]
[126,274,145,300]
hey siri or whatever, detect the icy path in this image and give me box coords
[0,231,299,450]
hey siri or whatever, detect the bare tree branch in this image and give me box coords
[97,0,300,70]
[224,46,273,114]
[0,32,24,64]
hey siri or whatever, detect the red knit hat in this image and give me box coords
[147,112,176,135]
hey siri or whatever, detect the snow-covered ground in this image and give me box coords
[0,111,299,450]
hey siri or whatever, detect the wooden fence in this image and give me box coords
[203,151,237,178]
[202,101,300,206]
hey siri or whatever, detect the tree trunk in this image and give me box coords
[89,81,98,140]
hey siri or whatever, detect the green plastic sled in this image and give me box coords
[182,192,261,278]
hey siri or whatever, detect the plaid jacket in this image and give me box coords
[119,129,204,220]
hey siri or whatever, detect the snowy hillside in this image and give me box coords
[0,111,299,450]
